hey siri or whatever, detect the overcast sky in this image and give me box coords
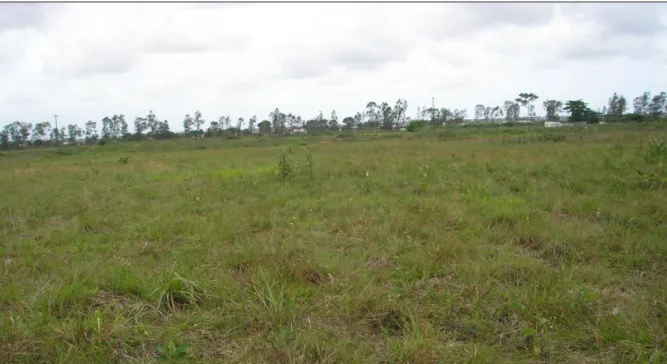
[1,2,666,131]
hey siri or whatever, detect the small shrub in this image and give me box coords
[438,130,456,140]
[538,133,566,142]
[55,148,74,156]
[118,156,129,164]
[277,148,295,182]
[156,340,190,362]
[406,120,425,132]
[644,137,667,164]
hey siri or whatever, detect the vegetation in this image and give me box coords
[1,121,666,363]
[2,91,666,151]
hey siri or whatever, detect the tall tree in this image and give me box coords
[236,117,244,132]
[485,106,503,122]
[32,122,51,143]
[342,116,355,130]
[66,124,82,143]
[453,109,467,123]
[633,92,651,115]
[4,122,31,147]
[393,99,408,128]
[0,130,8,150]
[146,110,159,136]
[353,112,363,129]
[248,115,257,133]
[365,102,379,128]
[101,117,112,139]
[183,114,194,134]
[607,92,628,116]
[564,99,598,123]
[134,116,147,136]
[379,102,393,129]
[516,93,539,120]
[543,99,563,121]
[329,110,339,130]
[84,121,97,143]
[474,104,485,121]
[112,114,128,138]
[193,110,205,133]
[648,92,666,117]
[258,120,271,135]
[503,101,520,122]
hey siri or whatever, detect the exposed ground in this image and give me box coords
[1,123,666,363]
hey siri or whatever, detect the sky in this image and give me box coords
[1,2,666,131]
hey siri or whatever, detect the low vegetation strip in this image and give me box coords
[0,123,666,363]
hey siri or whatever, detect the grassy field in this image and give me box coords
[1,123,666,363]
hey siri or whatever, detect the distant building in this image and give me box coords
[544,121,563,128]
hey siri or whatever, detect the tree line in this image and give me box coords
[1,91,666,150]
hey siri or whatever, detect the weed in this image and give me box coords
[304,148,315,184]
[276,148,295,182]
[118,156,129,164]
[55,148,75,156]
[644,137,667,164]
[152,273,208,312]
[156,340,190,362]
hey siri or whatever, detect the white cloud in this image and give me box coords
[1,3,666,130]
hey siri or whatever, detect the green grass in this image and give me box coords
[1,123,666,363]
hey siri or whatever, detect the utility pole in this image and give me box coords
[431,97,435,121]
[54,114,59,145]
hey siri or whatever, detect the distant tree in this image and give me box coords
[258,120,271,136]
[503,101,520,122]
[607,92,627,116]
[485,106,503,122]
[353,112,363,128]
[516,93,539,120]
[365,102,379,128]
[236,117,244,133]
[564,99,599,123]
[393,99,408,128]
[50,126,63,143]
[156,120,171,139]
[183,114,194,134]
[248,115,257,133]
[379,102,393,129]
[270,108,285,134]
[193,110,205,134]
[101,116,112,140]
[0,130,8,150]
[452,109,467,123]
[648,92,666,118]
[328,110,338,130]
[543,99,563,121]
[146,110,159,137]
[113,114,128,138]
[84,121,98,143]
[342,116,355,130]
[134,116,147,136]
[633,92,651,115]
[66,124,82,143]
[32,122,51,143]
[207,121,220,137]
[474,104,485,121]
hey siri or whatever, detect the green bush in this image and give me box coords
[406,120,425,132]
